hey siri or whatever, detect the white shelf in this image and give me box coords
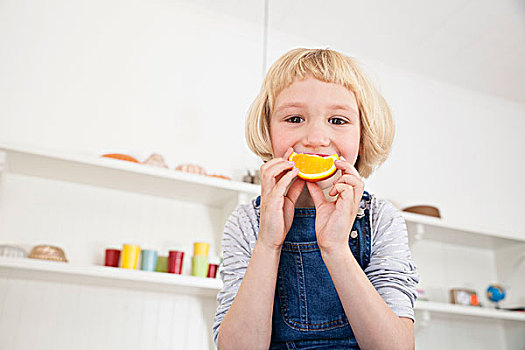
[0,144,260,207]
[402,212,525,249]
[0,257,223,297]
[415,300,525,322]
[1,144,524,249]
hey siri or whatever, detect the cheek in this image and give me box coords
[269,127,291,158]
[339,133,360,164]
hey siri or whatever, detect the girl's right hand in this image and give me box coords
[258,147,305,251]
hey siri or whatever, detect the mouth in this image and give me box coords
[302,152,334,157]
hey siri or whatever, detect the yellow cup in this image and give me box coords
[121,244,141,269]
[193,242,209,257]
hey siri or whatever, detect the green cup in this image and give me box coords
[192,255,209,277]
[155,256,169,272]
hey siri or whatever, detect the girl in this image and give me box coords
[213,48,419,349]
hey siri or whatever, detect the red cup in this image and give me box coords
[207,263,218,278]
[104,249,120,267]
[168,250,184,274]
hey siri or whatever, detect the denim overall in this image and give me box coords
[254,191,372,350]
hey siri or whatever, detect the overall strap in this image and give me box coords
[350,190,372,270]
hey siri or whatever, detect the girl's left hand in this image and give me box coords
[306,158,365,254]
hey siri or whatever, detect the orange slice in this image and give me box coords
[102,153,139,163]
[288,152,339,182]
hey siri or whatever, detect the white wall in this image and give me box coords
[0,0,265,178]
[368,62,525,239]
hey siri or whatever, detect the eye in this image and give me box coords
[329,117,348,125]
[286,115,304,123]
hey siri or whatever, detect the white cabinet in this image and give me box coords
[0,144,260,350]
[403,212,525,349]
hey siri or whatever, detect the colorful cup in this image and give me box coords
[155,256,169,272]
[121,244,141,269]
[207,263,218,278]
[168,250,184,274]
[193,242,209,257]
[141,249,158,271]
[192,255,209,277]
[104,249,120,267]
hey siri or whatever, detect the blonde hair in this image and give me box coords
[245,48,394,178]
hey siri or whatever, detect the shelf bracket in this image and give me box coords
[0,151,5,173]
[237,192,252,205]
[0,151,6,199]
[414,223,425,240]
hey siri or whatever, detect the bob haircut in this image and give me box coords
[245,48,394,178]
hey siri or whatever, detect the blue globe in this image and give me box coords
[487,284,506,302]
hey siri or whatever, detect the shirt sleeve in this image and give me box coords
[212,204,258,347]
[364,197,419,321]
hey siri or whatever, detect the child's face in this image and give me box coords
[270,77,361,186]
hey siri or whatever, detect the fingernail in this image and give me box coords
[289,161,295,166]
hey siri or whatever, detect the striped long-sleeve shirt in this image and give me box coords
[212,193,419,346]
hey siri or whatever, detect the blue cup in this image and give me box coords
[141,249,158,271]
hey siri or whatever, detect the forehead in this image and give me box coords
[273,77,358,112]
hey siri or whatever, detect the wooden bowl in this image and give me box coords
[402,205,441,218]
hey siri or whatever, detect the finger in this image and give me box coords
[331,174,365,205]
[328,183,355,216]
[261,155,289,171]
[261,146,295,177]
[306,181,327,208]
[285,177,305,204]
[273,167,299,197]
[261,159,295,188]
[335,159,361,178]
[333,174,363,186]
[330,182,354,200]
[283,147,294,161]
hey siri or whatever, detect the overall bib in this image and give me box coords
[255,191,372,350]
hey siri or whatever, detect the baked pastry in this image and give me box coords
[143,153,168,168]
[28,245,68,262]
[175,164,207,175]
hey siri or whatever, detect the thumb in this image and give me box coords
[306,182,326,209]
[286,178,305,204]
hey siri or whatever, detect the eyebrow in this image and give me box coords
[274,102,358,115]
[327,104,359,114]
[274,102,307,112]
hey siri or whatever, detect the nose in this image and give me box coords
[303,119,330,148]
